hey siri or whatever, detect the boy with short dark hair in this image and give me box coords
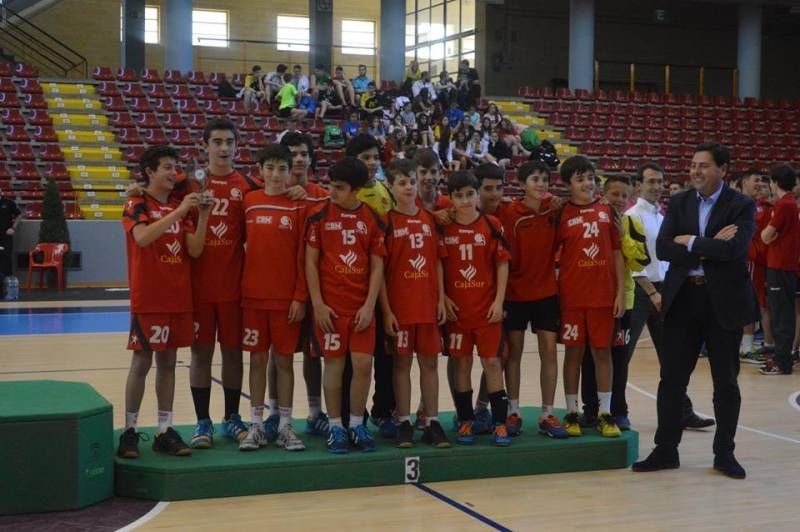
[380,158,450,448]
[442,170,512,447]
[556,155,625,438]
[305,157,386,453]
[118,146,211,459]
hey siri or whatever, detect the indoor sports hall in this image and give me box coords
[2,1,800,530]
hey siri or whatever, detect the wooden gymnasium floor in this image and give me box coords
[2,298,800,531]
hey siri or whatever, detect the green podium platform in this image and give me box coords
[0,380,114,515]
[115,407,638,501]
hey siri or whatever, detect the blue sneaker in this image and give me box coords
[371,416,397,439]
[190,418,214,449]
[615,415,631,431]
[456,420,475,445]
[305,412,330,437]
[493,424,512,447]
[349,424,377,452]
[220,413,248,442]
[538,415,569,439]
[506,413,523,436]
[473,407,493,434]
[326,425,349,454]
[263,413,280,442]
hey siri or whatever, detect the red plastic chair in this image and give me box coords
[141,69,162,83]
[92,66,115,81]
[0,92,21,107]
[27,243,69,290]
[15,63,39,77]
[116,67,138,82]
[96,81,120,97]
[146,84,169,98]
[33,126,58,143]
[120,82,145,98]
[38,144,64,161]
[1,108,25,124]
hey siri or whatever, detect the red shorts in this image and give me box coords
[445,321,504,358]
[127,312,193,351]
[241,308,301,355]
[311,315,375,358]
[193,301,242,347]
[395,323,441,356]
[751,263,767,308]
[560,307,614,349]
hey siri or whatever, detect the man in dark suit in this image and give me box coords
[633,143,757,479]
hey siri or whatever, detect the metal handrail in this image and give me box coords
[594,59,738,97]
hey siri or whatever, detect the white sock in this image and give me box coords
[268,399,278,412]
[250,405,264,424]
[426,415,438,426]
[308,396,321,419]
[329,417,344,429]
[598,392,612,414]
[541,405,554,419]
[565,394,579,413]
[157,411,173,433]
[509,399,520,416]
[278,406,291,431]
[349,414,363,427]
[398,415,411,423]
[741,334,754,353]
[125,411,138,430]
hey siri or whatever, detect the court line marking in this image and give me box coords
[788,391,800,412]
[627,381,800,445]
[414,483,511,532]
[115,501,169,532]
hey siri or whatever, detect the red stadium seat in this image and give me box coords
[575,88,591,100]
[164,70,184,84]
[38,144,64,161]
[44,163,69,180]
[96,81,120,97]
[120,83,145,98]
[208,72,226,85]
[581,142,602,156]
[146,84,169,98]
[231,73,246,86]
[32,126,58,143]
[167,128,194,145]
[541,87,555,99]
[679,94,696,106]
[6,125,30,142]
[623,144,642,157]
[530,100,554,113]
[15,63,38,77]
[187,71,208,85]
[175,98,201,114]
[116,67,138,81]
[171,84,193,98]
[0,163,9,177]
[195,86,217,100]
[609,115,627,128]
[0,77,16,92]
[162,113,186,128]
[109,111,134,128]
[128,97,153,112]
[0,92,21,107]
[135,113,161,128]
[226,100,249,115]
[664,130,681,144]
[92,66,114,80]
[143,128,168,145]
[117,127,143,144]
[9,144,35,160]
[186,114,207,129]
[22,93,47,109]
[14,162,39,178]
[556,87,574,100]
[607,128,625,142]
[262,117,282,132]
[246,131,270,147]
[234,115,258,131]
[202,100,225,115]
[623,129,643,142]
[141,69,162,83]
[564,127,588,141]
[234,147,252,164]
[104,96,128,112]
[126,146,145,163]
[152,98,176,113]
[179,147,202,163]
[1,109,25,124]
[555,101,574,114]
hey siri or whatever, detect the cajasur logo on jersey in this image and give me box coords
[578,242,607,267]
[207,221,234,247]
[454,264,485,289]
[404,254,429,279]
[160,240,184,264]
[335,250,365,274]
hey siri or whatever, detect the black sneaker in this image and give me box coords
[153,427,192,456]
[421,420,451,448]
[396,420,414,448]
[117,427,149,459]
[577,412,597,428]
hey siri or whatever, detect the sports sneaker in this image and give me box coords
[305,412,330,437]
[472,406,493,434]
[349,424,377,452]
[538,415,569,439]
[451,414,460,432]
[493,424,512,447]
[414,408,427,431]
[615,415,632,431]
[421,420,451,448]
[577,412,597,428]
[190,419,214,449]
[220,413,248,442]
[263,413,280,441]
[153,427,191,456]
[456,420,476,445]
[506,413,523,436]
[326,425,349,454]
[741,350,768,365]
[277,424,306,451]
[563,412,582,437]
[757,345,775,355]
[396,420,414,448]
[239,423,268,451]
[117,427,149,459]
[372,416,398,439]
[760,360,792,375]
[597,413,622,438]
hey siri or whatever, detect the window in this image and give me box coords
[341,20,374,55]
[192,9,228,47]
[119,5,159,44]
[277,15,310,52]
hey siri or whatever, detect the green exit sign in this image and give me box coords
[654,9,670,24]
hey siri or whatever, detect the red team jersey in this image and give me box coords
[305,181,329,200]
[191,170,261,304]
[499,197,559,302]
[557,201,620,310]
[384,209,446,325]
[241,191,308,309]
[441,214,511,330]
[414,194,453,211]
[766,193,800,272]
[748,198,772,264]
[305,200,387,316]
[122,194,194,313]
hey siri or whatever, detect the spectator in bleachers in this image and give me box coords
[0,185,21,289]
[407,129,423,151]
[385,129,406,161]
[484,102,502,127]
[488,130,512,169]
[466,129,491,165]
[388,114,407,138]
[393,94,411,117]
[351,64,373,100]
[416,113,435,148]
[466,105,481,128]
[332,65,356,107]
[451,129,471,168]
[401,59,422,96]
[412,87,434,115]
[445,99,464,127]
[434,71,457,106]
[453,115,474,138]
[367,116,388,147]
[315,78,343,119]
[343,111,362,142]
[359,81,385,119]
[240,64,266,112]
[479,116,494,139]
[498,117,526,156]
[457,59,481,107]
[291,64,310,96]
[264,64,287,106]
[433,116,450,141]
[669,181,684,195]
[400,101,417,129]
[437,124,458,172]
[412,71,436,101]
[276,72,308,121]
[310,64,332,100]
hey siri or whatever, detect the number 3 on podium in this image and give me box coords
[404,456,420,483]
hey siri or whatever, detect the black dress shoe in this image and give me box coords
[683,413,715,430]
[713,455,746,479]
[632,448,680,472]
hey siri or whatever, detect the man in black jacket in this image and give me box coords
[633,143,757,479]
